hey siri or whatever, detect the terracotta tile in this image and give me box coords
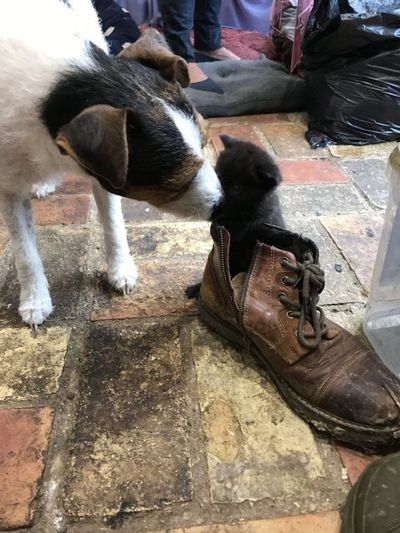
[279,159,347,185]
[207,117,245,127]
[207,113,290,128]
[0,407,53,529]
[0,196,91,226]
[58,175,92,195]
[91,258,203,321]
[151,511,341,533]
[259,123,328,158]
[32,195,91,225]
[337,445,379,485]
[210,125,265,153]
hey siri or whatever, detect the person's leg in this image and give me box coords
[193,0,240,60]
[193,0,221,52]
[159,0,195,61]
[159,0,224,92]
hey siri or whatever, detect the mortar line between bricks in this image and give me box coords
[337,164,387,213]
[31,217,106,532]
[33,322,89,533]
[320,223,370,295]
[0,399,56,410]
[179,317,213,504]
[316,218,369,297]
[253,125,276,155]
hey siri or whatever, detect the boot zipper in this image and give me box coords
[238,247,258,327]
[218,227,240,323]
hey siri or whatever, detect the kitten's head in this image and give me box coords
[215,135,282,204]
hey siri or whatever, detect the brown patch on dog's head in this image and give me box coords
[56,105,130,190]
[195,112,209,148]
[120,28,190,88]
[55,103,203,206]
[126,151,202,207]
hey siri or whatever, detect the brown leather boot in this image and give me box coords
[198,223,400,451]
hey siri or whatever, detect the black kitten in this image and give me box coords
[186,135,285,298]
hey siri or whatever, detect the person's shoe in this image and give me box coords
[194,46,240,61]
[187,62,224,94]
[340,451,400,532]
[198,223,400,451]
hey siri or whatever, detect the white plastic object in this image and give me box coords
[364,144,400,377]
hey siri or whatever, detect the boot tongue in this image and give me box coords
[256,224,320,263]
[211,222,319,263]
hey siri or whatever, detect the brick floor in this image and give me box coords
[0,232,8,255]
[32,194,91,225]
[258,123,329,158]
[336,446,378,486]
[0,407,53,529]
[0,112,395,532]
[151,511,341,533]
[279,159,347,185]
[58,175,92,195]
[0,195,91,227]
[210,124,266,153]
[320,214,384,290]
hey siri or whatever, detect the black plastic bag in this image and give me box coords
[302,0,400,147]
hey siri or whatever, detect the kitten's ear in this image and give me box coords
[220,135,239,149]
[255,167,283,189]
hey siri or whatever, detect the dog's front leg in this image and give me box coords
[0,195,52,326]
[92,183,138,295]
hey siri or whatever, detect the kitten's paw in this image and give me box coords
[32,183,57,199]
[185,282,201,299]
[19,294,53,328]
[108,256,138,295]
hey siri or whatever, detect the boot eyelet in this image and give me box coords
[277,292,286,302]
[287,311,295,319]
[281,276,289,286]
[280,257,289,267]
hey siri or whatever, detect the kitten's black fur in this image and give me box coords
[186,135,285,299]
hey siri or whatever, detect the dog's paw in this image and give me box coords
[19,295,53,328]
[32,183,57,198]
[108,256,138,295]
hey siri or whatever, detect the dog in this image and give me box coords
[0,0,222,327]
[186,135,284,298]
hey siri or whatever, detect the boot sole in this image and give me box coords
[198,298,400,452]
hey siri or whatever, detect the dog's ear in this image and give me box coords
[220,135,239,149]
[55,105,131,190]
[120,28,190,88]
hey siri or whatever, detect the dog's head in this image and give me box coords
[54,29,221,220]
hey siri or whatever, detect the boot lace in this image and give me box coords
[279,251,327,350]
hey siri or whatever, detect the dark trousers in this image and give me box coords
[159,0,222,62]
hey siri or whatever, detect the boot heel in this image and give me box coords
[198,298,247,349]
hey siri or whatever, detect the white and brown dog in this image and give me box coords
[0,0,221,327]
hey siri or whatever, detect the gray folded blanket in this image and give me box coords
[185,59,306,118]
